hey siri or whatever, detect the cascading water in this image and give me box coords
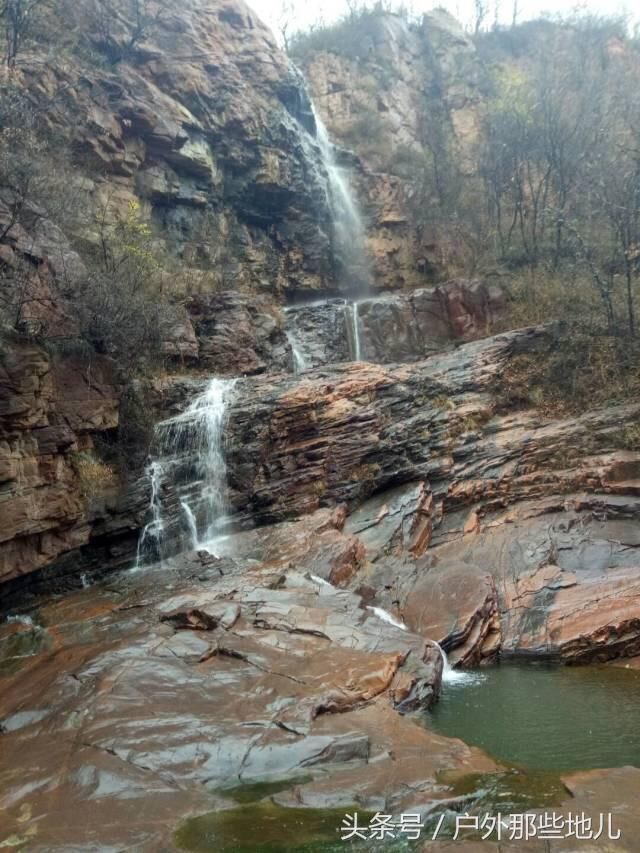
[345,301,362,361]
[437,644,482,685]
[134,378,237,568]
[366,606,479,686]
[367,605,406,631]
[285,330,308,375]
[282,71,370,367]
[312,108,370,291]
[135,459,165,567]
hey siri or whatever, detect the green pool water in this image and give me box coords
[427,662,640,772]
[175,664,640,851]
[173,802,381,853]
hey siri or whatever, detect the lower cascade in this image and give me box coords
[437,644,482,685]
[284,297,366,369]
[135,378,237,567]
[285,329,309,374]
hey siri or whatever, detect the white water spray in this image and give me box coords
[4,614,35,627]
[437,644,482,685]
[345,301,362,361]
[134,378,237,568]
[135,459,165,568]
[181,500,199,550]
[310,573,333,588]
[312,108,370,290]
[286,330,308,375]
[367,605,407,631]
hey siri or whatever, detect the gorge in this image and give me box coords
[2,0,640,850]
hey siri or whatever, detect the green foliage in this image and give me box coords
[78,199,176,371]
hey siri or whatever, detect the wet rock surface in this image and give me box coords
[7,321,640,673]
[209,324,640,668]
[283,279,505,369]
[0,548,488,850]
[223,325,548,523]
[186,291,291,376]
[3,321,640,846]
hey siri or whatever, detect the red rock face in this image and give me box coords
[0,339,120,584]
[11,0,336,296]
[4,319,640,673]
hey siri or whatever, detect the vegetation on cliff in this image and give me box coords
[292,5,640,407]
[1,0,640,447]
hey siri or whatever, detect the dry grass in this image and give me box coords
[73,452,119,498]
[497,335,640,416]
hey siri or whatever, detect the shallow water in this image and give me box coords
[427,662,640,772]
[174,802,379,853]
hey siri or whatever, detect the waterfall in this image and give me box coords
[135,459,165,568]
[367,605,407,631]
[4,614,35,627]
[134,378,237,568]
[181,500,199,550]
[308,579,478,688]
[437,644,481,685]
[311,107,370,291]
[286,330,308,375]
[345,301,362,361]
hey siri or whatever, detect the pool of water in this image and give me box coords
[427,662,640,772]
[175,664,640,851]
[174,803,385,853]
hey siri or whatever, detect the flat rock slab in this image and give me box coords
[0,555,475,851]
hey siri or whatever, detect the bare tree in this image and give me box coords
[276,0,295,52]
[1,0,49,67]
[473,0,488,35]
[0,83,78,245]
[88,0,168,63]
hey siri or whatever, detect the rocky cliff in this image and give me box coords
[0,0,507,589]
[3,3,640,849]
[18,0,339,296]
[297,9,487,287]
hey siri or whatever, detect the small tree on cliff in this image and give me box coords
[0,82,83,332]
[88,0,169,63]
[78,199,175,370]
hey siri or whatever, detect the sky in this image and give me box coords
[247,0,638,43]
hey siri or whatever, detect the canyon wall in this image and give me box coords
[17,0,339,296]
